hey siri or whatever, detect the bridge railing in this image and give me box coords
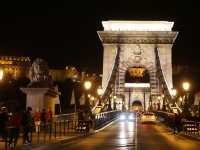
[182,121,200,136]
[94,110,121,129]
[1,111,120,149]
[156,111,200,136]
[54,113,77,121]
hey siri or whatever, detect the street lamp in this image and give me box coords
[84,81,92,90]
[161,94,166,111]
[97,86,103,106]
[182,82,190,92]
[157,96,161,110]
[0,68,3,81]
[182,81,191,118]
[83,81,92,112]
[113,95,117,110]
[171,88,177,106]
[182,81,190,105]
[179,97,183,107]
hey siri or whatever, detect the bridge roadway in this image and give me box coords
[57,119,200,150]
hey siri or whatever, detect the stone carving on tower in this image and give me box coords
[28,58,53,88]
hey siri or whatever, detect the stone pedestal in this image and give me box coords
[21,88,60,115]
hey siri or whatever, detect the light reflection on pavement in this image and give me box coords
[59,118,200,150]
[62,119,136,150]
[138,122,200,150]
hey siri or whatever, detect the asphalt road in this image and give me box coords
[61,119,137,150]
[57,119,200,150]
[137,122,200,150]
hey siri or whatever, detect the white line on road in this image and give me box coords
[94,118,119,133]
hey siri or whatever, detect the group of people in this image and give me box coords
[0,106,53,149]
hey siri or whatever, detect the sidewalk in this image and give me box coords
[0,131,84,150]
[15,133,84,150]
[13,118,118,150]
[160,122,200,141]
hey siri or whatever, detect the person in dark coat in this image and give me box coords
[0,107,9,140]
[8,109,22,148]
[173,113,182,134]
[22,107,33,144]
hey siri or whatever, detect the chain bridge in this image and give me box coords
[96,20,180,113]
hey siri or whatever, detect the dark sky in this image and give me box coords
[0,1,200,74]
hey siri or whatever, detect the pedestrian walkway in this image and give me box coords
[0,131,84,150]
[0,121,90,150]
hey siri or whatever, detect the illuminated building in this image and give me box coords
[0,56,31,79]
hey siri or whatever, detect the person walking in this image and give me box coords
[8,109,22,148]
[0,106,9,141]
[40,108,47,132]
[173,113,181,134]
[47,108,53,123]
[47,108,53,133]
[22,107,33,145]
[33,109,41,133]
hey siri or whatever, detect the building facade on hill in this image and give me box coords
[0,56,31,79]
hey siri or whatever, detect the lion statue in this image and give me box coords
[28,58,53,87]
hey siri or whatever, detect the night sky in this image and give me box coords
[0,1,200,75]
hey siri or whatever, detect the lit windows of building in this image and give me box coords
[0,56,31,79]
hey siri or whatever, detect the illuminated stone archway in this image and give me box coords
[98,21,178,111]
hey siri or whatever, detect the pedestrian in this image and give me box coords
[40,108,47,130]
[33,108,41,133]
[8,109,22,148]
[47,108,53,123]
[173,113,181,134]
[77,110,84,131]
[41,109,47,124]
[22,107,33,145]
[0,106,9,141]
[83,111,91,134]
[47,108,53,132]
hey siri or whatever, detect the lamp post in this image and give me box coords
[113,95,117,110]
[157,96,161,111]
[84,81,92,113]
[0,68,3,81]
[182,81,190,104]
[179,97,183,108]
[97,86,103,106]
[182,81,190,118]
[171,88,177,107]
[90,96,95,107]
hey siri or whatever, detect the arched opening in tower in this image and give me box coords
[131,100,143,112]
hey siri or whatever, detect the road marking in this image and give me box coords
[94,118,119,133]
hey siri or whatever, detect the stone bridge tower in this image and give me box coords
[98,21,178,111]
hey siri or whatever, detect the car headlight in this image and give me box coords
[128,115,134,120]
[120,114,126,120]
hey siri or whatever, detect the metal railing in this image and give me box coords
[182,121,200,135]
[2,120,91,150]
[156,111,200,136]
[94,110,120,129]
[1,111,120,149]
